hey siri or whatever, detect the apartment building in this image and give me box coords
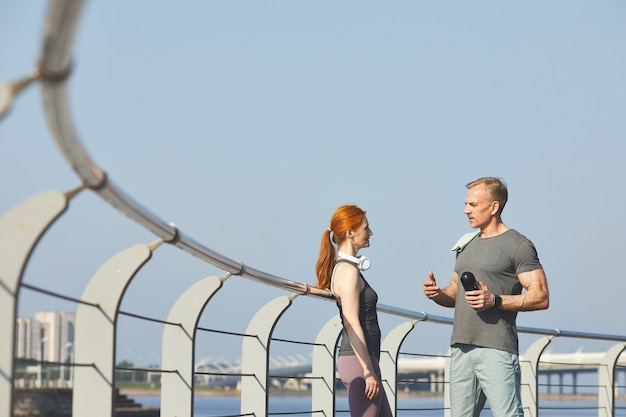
[16,311,75,363]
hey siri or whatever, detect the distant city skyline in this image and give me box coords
[16,311,75,364]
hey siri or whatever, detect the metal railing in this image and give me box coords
[2,1,626,417]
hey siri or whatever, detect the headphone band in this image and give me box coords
[337,251,371,271]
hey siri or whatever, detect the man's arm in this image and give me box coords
[423,270,458,308]
[493,268,549,312]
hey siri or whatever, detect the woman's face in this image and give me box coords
[351,216,373,250]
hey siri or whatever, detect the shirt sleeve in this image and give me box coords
[514,239,542,274]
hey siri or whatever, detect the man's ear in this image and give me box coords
[490,201,500,215]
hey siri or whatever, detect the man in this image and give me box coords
[423,177,549,417]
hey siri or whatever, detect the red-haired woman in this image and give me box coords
[316,204,392,417]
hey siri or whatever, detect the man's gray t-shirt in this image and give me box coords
[451,229,542,354]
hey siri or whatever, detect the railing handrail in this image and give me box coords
[39,0,335,300]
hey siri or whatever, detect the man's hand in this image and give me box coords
[423,270,441,299]
[464,281,494,310]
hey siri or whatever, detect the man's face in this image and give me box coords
[464,184,497,229]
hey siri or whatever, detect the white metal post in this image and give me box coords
[380,320,417,417]
[72,243,155,417]
[160,274,229,417]
[520,336,553,417]
[0,190,70,416]
[311,314,343,417]
[598,343,626,417]
[240,295,295,417]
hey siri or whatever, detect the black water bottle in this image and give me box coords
[460,271,480,291]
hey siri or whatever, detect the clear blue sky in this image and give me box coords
[2,1,626,366]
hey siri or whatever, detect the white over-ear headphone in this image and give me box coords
[338,251,371,271]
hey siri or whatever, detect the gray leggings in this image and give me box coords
[337,354,393,417]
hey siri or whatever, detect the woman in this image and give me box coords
[316,204,392,417]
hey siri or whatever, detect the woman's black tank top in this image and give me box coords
[332,260,381,358]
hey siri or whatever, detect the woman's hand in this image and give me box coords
[364,372,380,400]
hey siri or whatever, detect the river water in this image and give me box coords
[134,395,626,417]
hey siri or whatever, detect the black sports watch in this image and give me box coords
[493,294,502,309]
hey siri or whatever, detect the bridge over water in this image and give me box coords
[2,2,626,417]
[193,351,626,397]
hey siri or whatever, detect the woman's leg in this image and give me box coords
[337,355,392,417]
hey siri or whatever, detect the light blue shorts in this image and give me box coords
[450,344,523,417]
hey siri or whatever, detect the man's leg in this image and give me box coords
[475,348,523,417]
[449,345,486,417]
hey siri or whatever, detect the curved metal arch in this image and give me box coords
[380,320,418,417]
[240,295,296,417]
[598,343,626,417]
[520,335,553,417]
[72,242,156,417]
[311,314,343,417]
[0,189,74,417]
[160,274,230,417]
